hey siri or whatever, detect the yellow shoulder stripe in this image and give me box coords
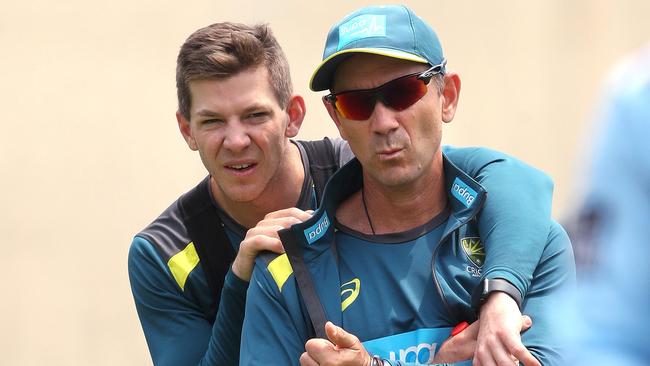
[268,253,294,291]
[167,242,200,291]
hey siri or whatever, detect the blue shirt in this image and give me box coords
[337,212,452,364]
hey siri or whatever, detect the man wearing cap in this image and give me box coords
[240,5,575,366]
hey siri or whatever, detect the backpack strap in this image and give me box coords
[298,138,339,202]
[179,178,235,323]
[179,139,339,327]
[284,139,340,338]
[279,229,329,339]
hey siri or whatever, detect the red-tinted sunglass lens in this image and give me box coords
[335,91,375,120]
[332,73,429,120]
[383,76,428,111]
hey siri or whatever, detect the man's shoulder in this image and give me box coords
[133,178,212,269]
[297,137,354,167]
[129,180,213,296]
[129,194,197,291]
[135,194,192,263]
[253,252,296,294]
[443,145,551,185]
[443,145,510,169]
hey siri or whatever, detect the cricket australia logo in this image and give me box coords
[461,237,485,268]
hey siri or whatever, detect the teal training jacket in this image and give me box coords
[241,152,575,366]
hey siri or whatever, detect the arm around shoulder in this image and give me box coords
[445,146,554,298]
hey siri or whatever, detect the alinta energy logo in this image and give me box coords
[340,278,360,311]
[461,237,485,269]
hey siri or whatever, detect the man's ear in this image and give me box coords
[176,111,198,151]
[322,96,348,140]
[285,95,306,138]
[440,72,461,123]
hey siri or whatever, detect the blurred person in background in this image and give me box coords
[566,43,650,365]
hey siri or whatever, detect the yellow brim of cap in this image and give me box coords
[309,47,429,91]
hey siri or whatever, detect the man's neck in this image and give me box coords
[337,155,448,235]
[211,142,305,229]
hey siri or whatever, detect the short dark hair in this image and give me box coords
[176,22,292,120]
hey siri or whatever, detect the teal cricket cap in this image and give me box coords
[310,5,445,91]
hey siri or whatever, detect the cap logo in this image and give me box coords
[338,14,386,50]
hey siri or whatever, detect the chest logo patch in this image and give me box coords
[341,278,361,311]
[461,237,485,268]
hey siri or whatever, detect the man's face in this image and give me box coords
[328,54,451,189]
[178,66,297,204]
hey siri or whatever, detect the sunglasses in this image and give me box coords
[324,60,447,121]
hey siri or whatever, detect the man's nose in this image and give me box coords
[369,101,400,135]
[222,121,251,152]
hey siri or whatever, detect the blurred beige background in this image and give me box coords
[1,0,648,364]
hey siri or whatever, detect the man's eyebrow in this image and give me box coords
[194,104,273,118]
[195,109,221,117]
[243,103,271,113]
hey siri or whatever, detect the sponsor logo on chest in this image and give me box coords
[362,328,451,364]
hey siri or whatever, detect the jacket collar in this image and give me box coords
[280,153,487,256]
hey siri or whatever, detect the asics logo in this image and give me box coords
[341,278,360,311]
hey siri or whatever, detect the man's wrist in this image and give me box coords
[471,278,522,315]
[230,259,251,282]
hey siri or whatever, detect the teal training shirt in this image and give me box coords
[336,212,454,364]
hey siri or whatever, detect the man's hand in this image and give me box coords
[473,292,541,366]
[433,316,533,364]
[433,320,480,364]
[231,208,313,281]
[300,322,372,366]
